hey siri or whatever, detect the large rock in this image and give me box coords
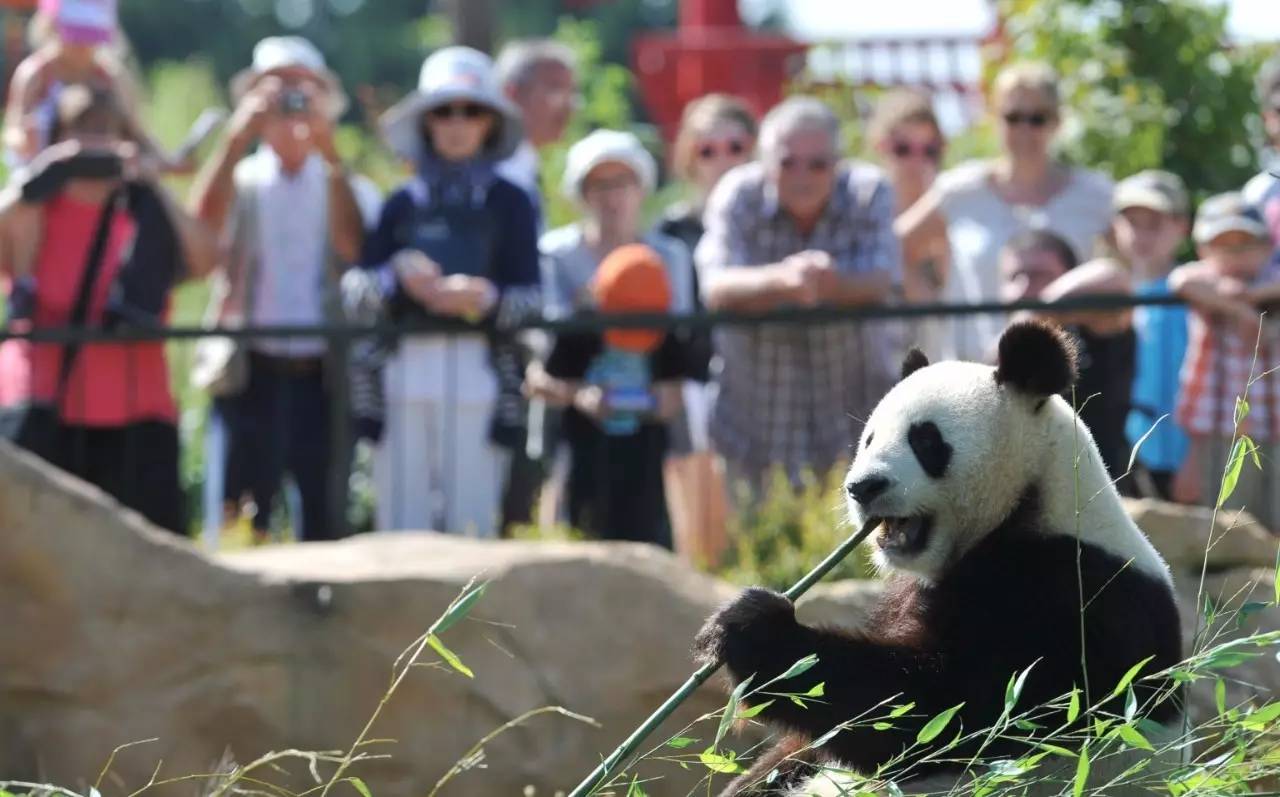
[4,439,1278,797]
[0,442,740,797]
[1125,497,1276,572]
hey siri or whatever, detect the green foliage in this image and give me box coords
[716,466,876,590]
[998,0,1268,194]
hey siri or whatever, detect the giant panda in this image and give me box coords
[694,320,1184,796]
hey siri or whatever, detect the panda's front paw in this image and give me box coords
[693,587,798,679]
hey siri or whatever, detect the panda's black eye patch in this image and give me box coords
[908,421,951,478]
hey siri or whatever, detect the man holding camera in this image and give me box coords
[190,36,381,544]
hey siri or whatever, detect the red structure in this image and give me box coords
[631,0,806,144]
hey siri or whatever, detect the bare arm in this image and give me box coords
[3,56,48,162]
[188,83,276,232]
[703,262,807,311]
[1169,263,1257,318]
[1037,258,1134,334]
[324,165,364,265]
[149,178,220,280]
[821,268,895,306]
[893,184,947,243]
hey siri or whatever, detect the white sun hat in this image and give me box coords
[230,36,349,118]
[561,129,657,204]
[380,46,524,163]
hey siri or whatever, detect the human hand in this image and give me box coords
[392,250,441,307]
[778,250,834,306]
[429,275,498,321]
[572,384,607,422]
[227,77,281,149]
[299,83,340,165]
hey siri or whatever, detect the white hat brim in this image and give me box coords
[379,89,524,163]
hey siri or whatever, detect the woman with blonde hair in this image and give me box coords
[656,94,757,568]
[896,62,1114,361]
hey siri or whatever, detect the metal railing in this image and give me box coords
[0,292,1268,546]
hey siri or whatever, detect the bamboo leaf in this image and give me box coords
[1242,702,1280,730]
[1113,655,1154,697]
[347,778,373,797]
[1217,436,1250,507]
[889,702,915,718]
[1117,725,1154,751]
[1067,689,1081,724]
[426,634,474,678]
[699,747,743,774]
[916,703,964,744]
[1072,745,1091,797]
[666,736,697,749]
[1215,679,1227,718]
[738,700,775,719]
[1127,415,1169,473]
[1005,663,1036,714]
[715,675,754,749]
[1124,686,1138,722]
[775,654,819,683]
[1234,397,1251,426]
[805,682,826,698]
[434,581,488,635]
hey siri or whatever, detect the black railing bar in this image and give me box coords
[0,292,1201,345]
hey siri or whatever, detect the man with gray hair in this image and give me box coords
[493,39,578,532]
[695,95,902,495]
[494,39,578,209]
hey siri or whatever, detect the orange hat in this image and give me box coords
[592,243,672,353]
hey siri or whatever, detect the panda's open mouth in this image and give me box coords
[875,514,934,555]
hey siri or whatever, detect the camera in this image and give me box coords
[279,89,310,116]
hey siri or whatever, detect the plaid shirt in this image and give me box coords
[694,160,903,482]
[1176,311,1280,442]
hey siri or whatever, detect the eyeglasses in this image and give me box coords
[697,138,748,160]
[890,139,942,162]
[779,155,834,174]
[1002,110,1054,128]
[428,103,490,121]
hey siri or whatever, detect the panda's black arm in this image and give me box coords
[694,588,953,774]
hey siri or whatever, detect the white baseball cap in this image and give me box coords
[561,129,657,204]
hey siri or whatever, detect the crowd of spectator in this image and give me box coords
[2,0,1280,557]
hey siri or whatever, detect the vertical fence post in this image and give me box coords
[327,327,353,539]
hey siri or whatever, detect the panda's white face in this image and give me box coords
[845,360,1047,580]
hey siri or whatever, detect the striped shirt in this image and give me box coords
[693,160,903,482]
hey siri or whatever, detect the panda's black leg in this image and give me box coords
[695,588,949,774]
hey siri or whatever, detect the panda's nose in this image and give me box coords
[846,475,890,506]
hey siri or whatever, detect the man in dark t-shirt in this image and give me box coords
[998,230,1136,480]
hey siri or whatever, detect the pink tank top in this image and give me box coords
[0,193,176,426]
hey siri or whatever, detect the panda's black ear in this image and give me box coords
[900,348,930,381]
[994,320,1078,398]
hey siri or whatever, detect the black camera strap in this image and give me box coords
[55,186,126,403]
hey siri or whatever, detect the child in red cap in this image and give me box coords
[540,243,693,547]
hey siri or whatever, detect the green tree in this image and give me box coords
[998,0,1269,195]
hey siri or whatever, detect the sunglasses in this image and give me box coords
[697,138,748,160]
[779,155,834,173]
[1002,110,1054,128]
[428,103,490,121]
[890,139,942,162]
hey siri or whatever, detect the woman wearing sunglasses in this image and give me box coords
[654,94,756,566]
[896,61,1114,362]
[351,46,540,537]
